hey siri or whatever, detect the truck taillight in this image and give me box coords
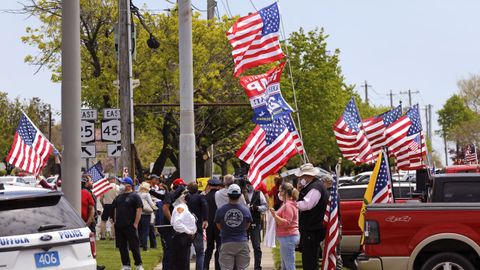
[89,232,96,258]
[364,220,380,244]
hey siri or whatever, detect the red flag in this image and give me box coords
[227,3,285,77]
[7,114,53,176]
[236,121,298,189]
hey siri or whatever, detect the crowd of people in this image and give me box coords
[79,162,339,270]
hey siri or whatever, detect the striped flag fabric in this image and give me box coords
[385,104,426,170]
[362,106,402,157]
[358,150,393,243]
[86,162,112,197]
[227,2,285,77]
[7,114,53,176]
[236,120,298,188]
[333,98,374,164]
[464,144,477,164]
[321,175,340,270]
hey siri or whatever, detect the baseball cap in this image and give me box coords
[227,184,241,195]
[149,174,160,179]
[172,178,187,187]
[207,177,221,186]
[120,177,134,186]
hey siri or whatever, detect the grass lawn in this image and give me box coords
[95,239,163,270]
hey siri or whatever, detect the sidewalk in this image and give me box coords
[154,243,276,270]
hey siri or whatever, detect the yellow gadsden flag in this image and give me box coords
[358,150,384,244]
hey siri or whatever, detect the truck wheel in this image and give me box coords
[421,252,474,270]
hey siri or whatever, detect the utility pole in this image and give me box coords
[179,0,196,183]
[389,90,394,108]
[61,0,81,213]
[207,0,216,20]
[399,89,420,107]
[427,104,433,144]
[361,80,371,105]
[118,0,135,179]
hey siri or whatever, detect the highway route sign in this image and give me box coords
[101,119,121,142]
[107,144,122,157]
[81,109,97,120]
[103,108,120,120]
[80,120,95,143]
[81,145,96,158]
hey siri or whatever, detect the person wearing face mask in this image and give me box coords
[295,163,329,270]
[269,183,299,270]
[99,176,120,240]
[243,179,268,270]
[112,177,144,270]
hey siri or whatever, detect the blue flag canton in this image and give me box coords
[374,153,390,195]
[86,162,104,182]
[259,2,280,35]
[279,114,296,133]
[382,105,402,127]
[17,115,37,146]
[343,98,362,133]
[406,104,422,136]
[330,175,339,209]
[261,121,287,145]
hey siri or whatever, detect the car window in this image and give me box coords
[16,178,25,183]
[0,195,85,237]
[47,177,56,184]
[0,177,14,184]
[339,187,366,200]
[442,182,480,202]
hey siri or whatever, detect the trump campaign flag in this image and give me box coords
[385,104,426,170]
[7,113,53,176]
[236,120,298,188]
[362,106,402,157]
[85,162,112,197]
[358,150,393,244]
[227,2,285,77]
[334,98,374,164]
[240,62,293,124]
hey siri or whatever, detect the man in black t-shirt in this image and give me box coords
[112,177,144,270]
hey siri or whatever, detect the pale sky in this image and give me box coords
[2,0,480,165]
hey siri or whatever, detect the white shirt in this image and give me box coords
[297,189,321,211]
[171,202,197,235]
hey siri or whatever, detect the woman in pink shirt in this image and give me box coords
[269,183,299,270]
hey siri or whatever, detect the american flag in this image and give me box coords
[358,150,393,243]
[464,144,478,164]
[7,114,53,176]
[321,175,340,270]
[86,162,112,197]
[279,114,304,155]
[236,120,298,188]
[385,105,426,170]
[227,2,285,77]
[333,98,374,164]
[362,106,402,157]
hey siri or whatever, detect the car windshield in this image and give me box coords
[0,195,85,237]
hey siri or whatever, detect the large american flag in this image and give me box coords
[86,162,112,197]
[333,98,374,164]
[321,175,340,270]
[227,2,285,77]
[385,105,426,170]
[464,144,478,164]
[236,120,298,188]
[7,114,53,176]
[362,106,402,157]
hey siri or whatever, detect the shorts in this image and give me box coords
[101,204,114,221]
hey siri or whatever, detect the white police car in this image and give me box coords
[0,184,96,269]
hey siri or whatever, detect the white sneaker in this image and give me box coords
[121,266,131,270]
[136,266,144,270]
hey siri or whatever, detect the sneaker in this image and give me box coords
[121,266,131,270]
[136,266,144,270]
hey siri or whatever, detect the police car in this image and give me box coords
[0,183,96,269]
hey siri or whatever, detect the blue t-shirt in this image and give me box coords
[214,203,252,243]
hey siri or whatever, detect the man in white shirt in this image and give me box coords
[99,176,120,240]
[215,174,246,208]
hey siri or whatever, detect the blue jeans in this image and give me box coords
[138,214,151,250]
[278,234,300,270]
[192,231,204,270]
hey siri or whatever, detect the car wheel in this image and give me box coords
[421,252,474,270]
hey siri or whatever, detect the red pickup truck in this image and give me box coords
[356,173,480,270]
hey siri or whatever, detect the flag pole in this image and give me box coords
[20,109,62,158]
